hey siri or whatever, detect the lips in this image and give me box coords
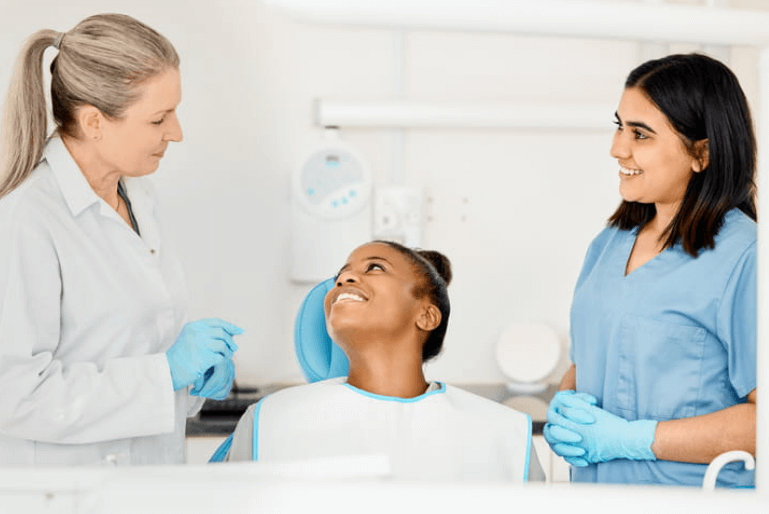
[330,287,368,305]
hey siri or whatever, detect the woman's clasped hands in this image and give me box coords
[165,318,243,399]
[544,391,658,467]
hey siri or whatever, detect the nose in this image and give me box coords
[610,129,629,160]
[335,269,359,287]
[164,111,183,143]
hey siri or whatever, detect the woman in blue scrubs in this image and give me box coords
[544,54,756,487]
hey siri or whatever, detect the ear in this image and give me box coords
[76,105,105,141]
[416,303,441,333]
[691,139,709,173]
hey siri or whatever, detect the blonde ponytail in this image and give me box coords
[0,14,179,199]
[0,30,58,198]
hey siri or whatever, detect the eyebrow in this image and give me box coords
[615,111,657,134]
[151,108,175,116]
[335,256,392,277]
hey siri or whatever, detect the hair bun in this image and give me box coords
[417,250,452,286]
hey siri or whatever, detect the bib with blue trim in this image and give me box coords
[244,377,532,482]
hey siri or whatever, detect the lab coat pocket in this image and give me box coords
[616,316,707,420]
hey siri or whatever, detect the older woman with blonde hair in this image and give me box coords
[0,13,241,467]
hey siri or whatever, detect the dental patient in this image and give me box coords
[214,241,543,481]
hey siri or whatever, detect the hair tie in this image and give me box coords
[53,33,64,50]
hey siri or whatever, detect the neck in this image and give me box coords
[344,340,428,399]
[61,135,121,209]
[649,201,681,236]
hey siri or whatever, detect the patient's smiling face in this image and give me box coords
[324,243,424,346]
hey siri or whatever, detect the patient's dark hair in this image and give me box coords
[374,240,452,362]
[608,53,756,257]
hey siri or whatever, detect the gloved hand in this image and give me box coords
[547,394,658,465]
[191,358,236,400]
[544,423,590,467]
[544,390,599,467]
[166,318,243,391]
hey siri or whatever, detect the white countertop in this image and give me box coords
[0,463,762,513]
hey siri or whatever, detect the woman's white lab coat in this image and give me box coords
[0,137,200,466]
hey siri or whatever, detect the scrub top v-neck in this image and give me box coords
[569,209,756,487]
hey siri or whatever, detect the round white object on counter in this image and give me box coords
[495,321,561,384]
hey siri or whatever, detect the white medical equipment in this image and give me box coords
[290,130,373,283]
[702,451,756,491]
[372,185,423,247]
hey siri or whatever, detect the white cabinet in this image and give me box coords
[532,434,570,483]
[186,436,227,465]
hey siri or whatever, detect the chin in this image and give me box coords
[329,315,379,346]
[619,188,640,203]
[327,316,358,338]
[138,164,160,176]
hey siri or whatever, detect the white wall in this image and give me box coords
[0,0,766,387]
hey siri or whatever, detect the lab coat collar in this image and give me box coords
[120,175,162,251]
[44,136,102,217]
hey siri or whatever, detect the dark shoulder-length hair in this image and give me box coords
[608,53,756,257]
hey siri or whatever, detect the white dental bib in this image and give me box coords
[226,377,533,482]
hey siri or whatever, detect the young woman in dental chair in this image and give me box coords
[211,240,544,482]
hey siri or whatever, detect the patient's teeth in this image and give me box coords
[335,292,364,303]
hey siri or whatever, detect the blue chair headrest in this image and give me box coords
[294,277,350,383]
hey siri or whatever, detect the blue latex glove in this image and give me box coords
[544,391,599,467]
[544,423,590,467]
[547,394,658,465]
[166,318,243,391]
[191,358,236,400]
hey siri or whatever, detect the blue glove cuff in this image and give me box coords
[166,353,188,391]
[627,419,658,461]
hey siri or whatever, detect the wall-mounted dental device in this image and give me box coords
[290,129,373,283]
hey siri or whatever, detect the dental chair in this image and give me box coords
[293,277,349,383]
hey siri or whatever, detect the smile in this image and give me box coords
[619,166,643,176]
[334,292,366,304]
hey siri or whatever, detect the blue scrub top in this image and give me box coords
[569,209,756,487]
